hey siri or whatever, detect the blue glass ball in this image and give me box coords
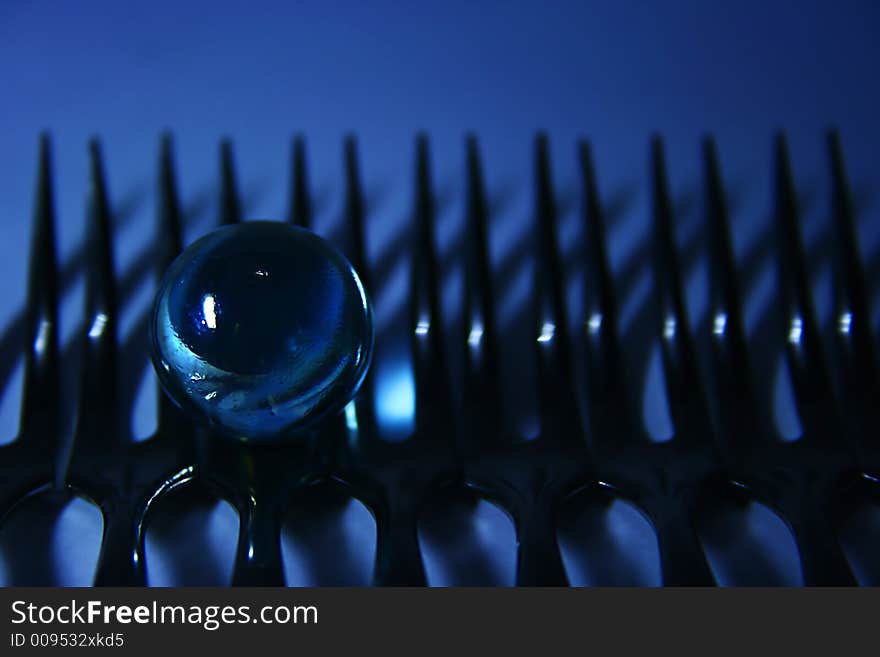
[150,220,373,442]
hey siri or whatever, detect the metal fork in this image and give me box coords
[0,131,875,587]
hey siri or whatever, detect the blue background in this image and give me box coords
[0,0,878,586]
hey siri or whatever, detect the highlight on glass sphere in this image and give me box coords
[150,220,373,442]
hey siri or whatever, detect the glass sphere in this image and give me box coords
[150,220,373,442]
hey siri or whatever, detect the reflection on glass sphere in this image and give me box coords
[150,220,373,442]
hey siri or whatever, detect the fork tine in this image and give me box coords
[218,139,242,225]
[341,136,377,440]
[532,134,581,448]
[289,136,312,229]
[292,136,342,456]
[157,133,183,268]
[827,130,879,449]
[410,135,453,440]
[650,137,714,447]
[19,134,61,445]
[703,136,764,451]
[155,134,187,432]
[578,140,633,447]
[773,134,840,446]
[461,135,501,452]
[74,138,119,442]
[650,138,716,586]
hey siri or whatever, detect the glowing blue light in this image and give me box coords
[537,322,555,343]
[202,294,218,329]
[34,319,51,353]
[88,312,108,339]
[344,401,358,431]
[468,323,484,348]
[788,316,803,344]
[375,364,415,438]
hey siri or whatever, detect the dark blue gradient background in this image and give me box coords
[0,0,878,586]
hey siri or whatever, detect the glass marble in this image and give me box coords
[150,221,373,442]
